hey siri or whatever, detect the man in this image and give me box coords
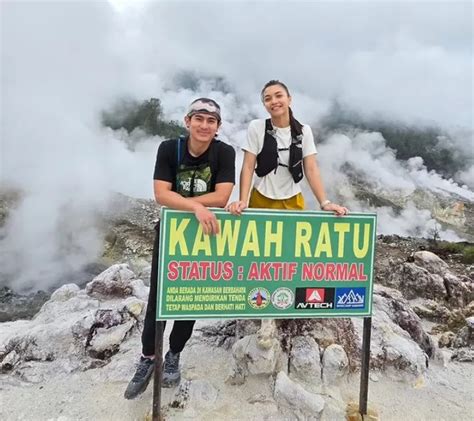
[124,98,235,399]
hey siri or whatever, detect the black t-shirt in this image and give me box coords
[153,137,235,197]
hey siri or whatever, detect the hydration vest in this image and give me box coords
[255,119,303,183]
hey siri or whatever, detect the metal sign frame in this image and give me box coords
[152,208,375,420]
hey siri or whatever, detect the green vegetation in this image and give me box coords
[436,242,465,254]
[101,97,186,139]
[320,101,468,179]
[461,246,474,264]
[432,241,474,264]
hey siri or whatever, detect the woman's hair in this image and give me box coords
[261,80,303,136]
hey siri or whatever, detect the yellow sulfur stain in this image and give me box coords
[346,400,379,421]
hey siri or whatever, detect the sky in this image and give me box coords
[1,0,473,290]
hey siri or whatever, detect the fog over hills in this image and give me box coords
[1,0,472,291]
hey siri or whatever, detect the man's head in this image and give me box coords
[184,98,221,144]
[186,98,221,122]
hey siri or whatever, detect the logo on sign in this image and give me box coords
[295,288,335,309]
[306,288,325,303]
[271,288,294,310]
[248,287,270,310]
[335,288,366,309]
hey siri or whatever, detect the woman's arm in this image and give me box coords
[240,151,257,203]
[303,154,348,216]
[226,151,256,215]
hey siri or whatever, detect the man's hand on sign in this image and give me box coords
[194,204,219,235]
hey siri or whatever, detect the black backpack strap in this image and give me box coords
[176,136,184,166]
[209,138,221,178]
[265,118,273,133]
[173,136,185,191]
[289,132,303,182]
[255,120,279,177]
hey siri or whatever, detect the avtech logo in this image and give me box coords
[295,288,335,310]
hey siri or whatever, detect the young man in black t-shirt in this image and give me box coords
[124,98,235,399]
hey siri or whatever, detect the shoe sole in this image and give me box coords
[162,374,180,388]
[124,369,155,400]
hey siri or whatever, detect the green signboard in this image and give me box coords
[156,208,376,320]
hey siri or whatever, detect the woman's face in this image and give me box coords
[262,84,291,119]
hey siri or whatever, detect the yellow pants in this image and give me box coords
[248,188,305,210]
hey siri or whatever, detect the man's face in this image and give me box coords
[185,113,220,144]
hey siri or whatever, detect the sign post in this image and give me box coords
[153,208,376,419]
[359,316,372,416]
[152,320,164,421]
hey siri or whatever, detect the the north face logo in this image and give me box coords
[306,289,325,303]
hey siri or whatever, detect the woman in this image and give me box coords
[226,79,347,215]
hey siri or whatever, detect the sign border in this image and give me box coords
[156,208,377,320]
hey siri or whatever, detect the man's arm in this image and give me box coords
[154,180,233,235]
[189,182,234,208]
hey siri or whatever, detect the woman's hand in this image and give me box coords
[225,200,247,215]
[322,202,348,216]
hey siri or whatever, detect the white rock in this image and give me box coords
[138,265,152,286]
[414,251,449,275]
[387,263,446,300]
[49,284,80,302]
[443,272,470,307]
[122,297,146,318]
[86,264,137,298]
[98,350,138,382]
[256,319,277,350]
[322,344,348,385]
[171,379,218,410]
[387,332,428,372]
[289,336,321,385]
[0,269,143,379]
[352,305,429,377]
[34,294,99,325]
[370,372,380,382]
[130,279,149,302]
[1,350,20,371]
[247,394,274,404]
[320,397,346,421]
[88,321,135,357]
[231,334,282,377]
[274,371,325,420]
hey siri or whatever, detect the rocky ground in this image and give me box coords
[1,191,473,420]
[0,248,472,420]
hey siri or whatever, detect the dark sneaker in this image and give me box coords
[124,356,155,399]
[162,351,180,388]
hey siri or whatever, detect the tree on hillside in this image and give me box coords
[102,97,186,139]
[320,101,468,179]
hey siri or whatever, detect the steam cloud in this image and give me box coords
[1,0,472,291]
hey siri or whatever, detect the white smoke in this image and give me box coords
[1,0,472,291]
[314,131,472,241]
[457,166,474,190]
[375,204,463,242]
